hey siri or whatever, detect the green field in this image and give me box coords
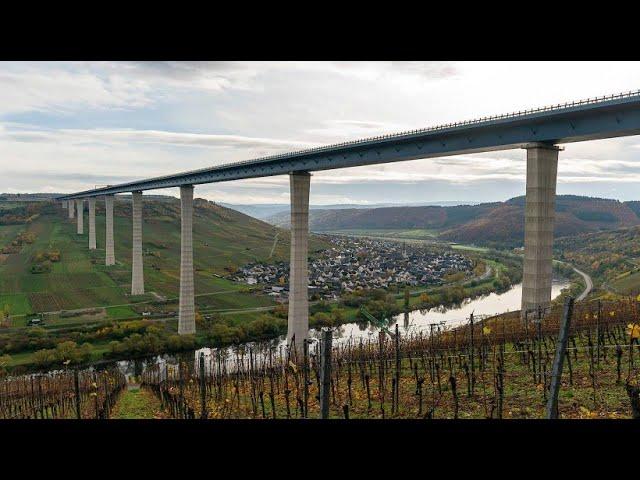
[0,200,329,327]
[450,243,490,252]
[609,269,640,295]
[0,202,23,211]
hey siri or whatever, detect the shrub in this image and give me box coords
[310,300,332,314]
[207,324,243,344]
[30,261,52,274]
[310,312,333,328]
[331,308,345,324]
[245,315,286,338]
[54,341,82,364]
[32,349,56,368]
[273,304,288,318]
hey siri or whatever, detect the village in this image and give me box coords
[230,236,475,301]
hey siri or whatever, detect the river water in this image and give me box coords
[114,278,571,379]
[325,278,571,343]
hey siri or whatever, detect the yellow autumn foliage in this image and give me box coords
[627,323,640,339]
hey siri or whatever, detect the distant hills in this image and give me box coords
[0,193,61,202]
[265,195,640,248]
[0,193,178,203]
[222,201,474,220]
[6,194,640,249]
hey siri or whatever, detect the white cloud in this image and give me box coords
[1,123,317,152]
[305,119,414,140]
[3,61,640,202]
[0,64,152,115]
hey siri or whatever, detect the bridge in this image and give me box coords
[57,89,640,350]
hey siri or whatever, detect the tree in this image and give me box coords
[108,340,124,355]
[311,312,332,328]
[54,341,81,364]
[404,288,411,308]
[33,349,56,368]
[79,343,93,362]
[331,308,345,325]
[195,311,204,329]
[273,304,288,318]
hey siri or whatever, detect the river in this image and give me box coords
[324,278,571,342]
[113,277,571,379]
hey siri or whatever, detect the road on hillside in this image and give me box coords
[573,266,593,302]
[478,265,493,281]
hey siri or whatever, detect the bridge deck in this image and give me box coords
[59,90,640,200]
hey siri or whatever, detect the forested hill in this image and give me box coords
[266,195,640,248]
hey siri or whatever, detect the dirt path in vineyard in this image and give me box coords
[110,387,170,419]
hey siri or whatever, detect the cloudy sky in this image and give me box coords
[2,61,640,205]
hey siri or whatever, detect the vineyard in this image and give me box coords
[0,367,125,419]
[140,299,640,419]
[2,298,640,419]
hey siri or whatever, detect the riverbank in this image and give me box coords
[2,247,589,375]
[1,249,521,371]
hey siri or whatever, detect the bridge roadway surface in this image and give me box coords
[59,90,640,200]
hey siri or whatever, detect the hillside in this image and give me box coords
[0,198,329,323]
[226,201,472,220]
[555,225,640,295]
[268,203,498,230]
[442,195,640,246]
[268,195,640,248]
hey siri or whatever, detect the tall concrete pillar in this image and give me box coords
[521,143,560,318]
[105,195,115,266]
[68,199,75,219]
[178,185,195,335]
[76,199,84,235]
[88,198,96,250]
[131,191,144,296]
[287,172,311,352]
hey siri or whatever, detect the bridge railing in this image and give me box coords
[58,88,640,198]
[211,88,640,171]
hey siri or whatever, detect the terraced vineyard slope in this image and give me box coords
[0,197,328,327]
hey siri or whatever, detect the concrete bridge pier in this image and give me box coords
[68,199,75,219]
[105,195,115,266]
[88,198,96,250]
[287,172,311,353]
[521,143,560,318]
[131,191,144,296]
[178,185,195,335]
[76,199,84,234]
